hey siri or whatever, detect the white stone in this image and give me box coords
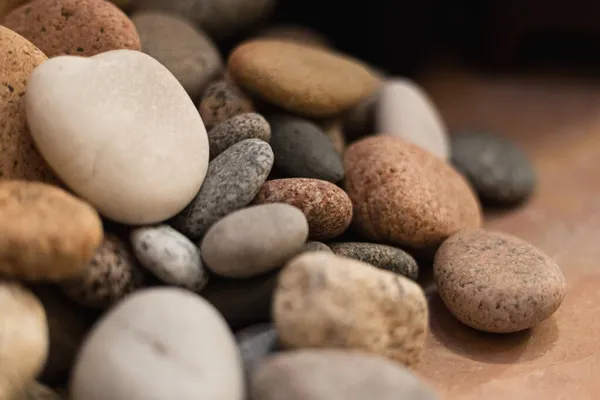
[376,78,450,159]
[130,225,208,291]
[70,288,245,400]
[26,50,209,224]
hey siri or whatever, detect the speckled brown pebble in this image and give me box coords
[330,242,418,280]
[198,80,255,130]
[61,234,145,309]
[434,229,567,333]
[0,26,57,182]
[228,39,380,118]
[344,136,482,249]
[208,112,270,159]
[254,178,353,240]
[274,252,428,368]
[2,0,141,57]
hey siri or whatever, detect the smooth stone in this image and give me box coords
[172,139,273,239]
[344,136,482,250]
[2,0,140,57]
[0,282,48,399]
[254,178,353,241]
[251,350,439,400]
[302,241,332,253]
[0,181,103,281]
[274,252,428,368]
[228,39,380,118]
[329,242,418,280]
[236,323,279,378]
[26,49,209,225]
[200,270,278,330]
[130,225,208,291]
[132,11,222,100]
[61,234,145,309]
[451,131,536,205]
[377,79,449,159]
[198,80,255,131]
[0,26,56,182]
[202,204,309,278]
[15,382,64,400]
[70,288,244,400]
[434,229,567,333]
[320,119,346,155]
[258,24,331,47]
[269,115,345,183]
[208,113,271,159]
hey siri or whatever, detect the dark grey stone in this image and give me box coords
[269,115,345,183]
[171,139,273,239]
[236,323,280,378]
[208,113,271,159]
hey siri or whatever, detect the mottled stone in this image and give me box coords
[254,178,353,241]
[172,139,273,239]
[330,242,418,280]
[434,229,567,333]
[130,225,208,291]
[208,113,270,159]
[302,241,332,253]
[198,80,255,131]
[274,252,428,368]
[236,323,279,378]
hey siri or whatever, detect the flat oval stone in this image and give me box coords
[61,234,145,309]
[198,80,255,131]
[302,241,332,253]
[130,225,208,291]
[208,113,270,159]
[2,0,140,57]
[254,178,353,240]
[434,229,567,333]
[376,79,450,159]
[202,203,309,278]
[269,115,345,183]
[228,39,380,118]
[274,252,428,368]
[0,181,103,281]
[344,136,482,249]
[0,282,48,399]
[329,242,418,280]
[0,26,56,182]
[251,350,439,400]
[235,323,279,378]
[132,11,222,100]
[451,131,536,205]
[172,139,273,239]
[26,50,209,225]
[70,288,244,400]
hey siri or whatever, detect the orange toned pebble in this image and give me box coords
[1,0,140,57]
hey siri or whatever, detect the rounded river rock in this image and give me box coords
[198,80,255,131]
[208,112,271,159]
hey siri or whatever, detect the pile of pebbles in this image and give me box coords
[0,0,566,398]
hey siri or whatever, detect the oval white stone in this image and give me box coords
[26,50,209,224]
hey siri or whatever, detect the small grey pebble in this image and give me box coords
[269,115,345,183]
[235,323,280,378]
[130,225,208,291]
[171,139,274,239]
[302,241,332,253]
[451,131,536,206]
[329,242,418,280]
[208,113,271,159]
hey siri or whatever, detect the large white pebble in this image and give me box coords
[376,78,450,159]
[26,50,209,224]
[70,288,244,400]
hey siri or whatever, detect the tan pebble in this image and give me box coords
[0,282,48,399]
[228,39,380,118]
[274,252,428,368]
[434,229,567,333]
[0,26,57,183]
[61,234,145,309]
[0,181,103,281]
[1,0,140,57]
[254,178,352,240]
[344,136,482,249]
[198,80,255,131]
[320,119,346,154]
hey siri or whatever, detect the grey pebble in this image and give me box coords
[172,139,274,239]
[130,225,208,291]
[269,115,345,183]
[235,323,280,379]
[208,113,271,159]
[198,80,255,131]
[329,242,418,280]
[302,241,332,253]
[451,131,536,206]
[202,204,308,278]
